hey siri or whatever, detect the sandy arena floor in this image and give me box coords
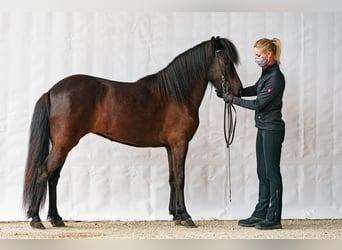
[0,219,341,239]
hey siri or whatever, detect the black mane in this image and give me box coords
[141,38,239,102]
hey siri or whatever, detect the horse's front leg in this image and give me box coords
[169,143,196,228]
[166,147,177,219]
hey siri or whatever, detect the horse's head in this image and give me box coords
[208,36,242,96]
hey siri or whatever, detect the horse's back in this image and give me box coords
[50,74,104,94]
[49,74,106,115]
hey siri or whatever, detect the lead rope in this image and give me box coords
[224,101,237,202]
[215,49,237,202]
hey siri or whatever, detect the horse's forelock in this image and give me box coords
[220,38,240,65]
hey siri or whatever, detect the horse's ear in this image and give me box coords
[211,36,222,52]
[211,36,216,47]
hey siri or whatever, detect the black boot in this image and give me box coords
[255,219,282,230]
[238,216,264,227]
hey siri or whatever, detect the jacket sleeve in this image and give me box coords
[241,83,257,97]
[232,75,284,111]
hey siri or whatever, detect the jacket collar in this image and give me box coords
[261,62,279,76]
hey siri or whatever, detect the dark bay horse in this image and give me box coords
[23,36,242,229]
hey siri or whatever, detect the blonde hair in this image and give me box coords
[254,38,282,63]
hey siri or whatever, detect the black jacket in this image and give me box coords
[233,63,285,130]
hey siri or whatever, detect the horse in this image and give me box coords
[23,36,242,229]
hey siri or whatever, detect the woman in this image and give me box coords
[223,38,285,230]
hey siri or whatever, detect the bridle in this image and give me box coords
[215,49,232,95]
[215,49,237,203]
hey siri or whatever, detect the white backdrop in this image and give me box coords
[0,12,341,221]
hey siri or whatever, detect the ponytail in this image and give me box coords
[272,38,281,64]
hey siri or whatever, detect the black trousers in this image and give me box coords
[252,128,285,222]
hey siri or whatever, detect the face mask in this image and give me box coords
[255,56,268,67]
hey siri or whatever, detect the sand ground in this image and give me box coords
[0,219,341,239]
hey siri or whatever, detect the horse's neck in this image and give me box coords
[187,78,208,109]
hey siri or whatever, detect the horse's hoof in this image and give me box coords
[175,219,197,228]
[51,220,66,227]
[30,221,46,230]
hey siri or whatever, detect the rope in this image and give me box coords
[224,102,237,148]
[223,102,237,202]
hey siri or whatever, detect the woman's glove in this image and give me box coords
[223,93,234,104]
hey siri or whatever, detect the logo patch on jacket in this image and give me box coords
[267,88,272,93]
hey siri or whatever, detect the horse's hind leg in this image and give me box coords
[28,163,49,229]
[46,146,68,227]
[28,146,69,229]
[48,167,65,227]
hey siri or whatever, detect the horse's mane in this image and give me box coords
[154,40,212,102]
[140,38,239,102]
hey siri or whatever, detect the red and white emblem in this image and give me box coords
[267,88,272,93]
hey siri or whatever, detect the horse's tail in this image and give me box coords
[23,93,51,216]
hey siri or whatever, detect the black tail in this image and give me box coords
[23,93,50,217]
